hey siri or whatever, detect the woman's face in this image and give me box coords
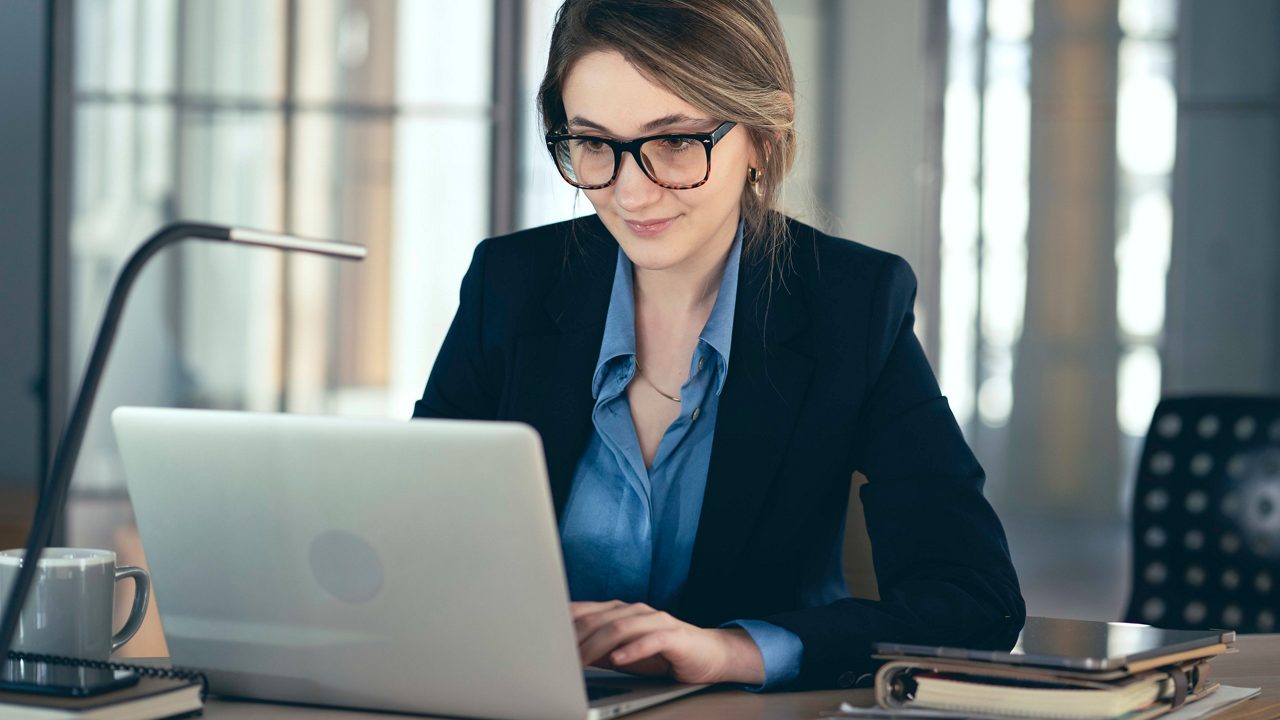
[560,50,755,276]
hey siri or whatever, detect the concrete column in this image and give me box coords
[1008,0,1122,517]
[1164,0,1280,395]
[816,0,942,362]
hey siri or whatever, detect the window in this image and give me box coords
[67,0,495,538]
[941,0,1179,512]
[939,0,1033,432]
[1115,0,1178,501]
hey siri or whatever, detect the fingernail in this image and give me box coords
[613,651,627,662]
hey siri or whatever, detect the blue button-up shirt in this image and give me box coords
[560,225,833,690]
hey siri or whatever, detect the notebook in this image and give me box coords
[833,684,1261,720]
[868,617,1236,720]
[0,651,205,720]
[873,657,1218,719]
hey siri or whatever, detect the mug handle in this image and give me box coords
[111,565,151,653]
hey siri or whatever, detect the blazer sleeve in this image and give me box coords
[763,255,1026,690]
[412,240,499,421]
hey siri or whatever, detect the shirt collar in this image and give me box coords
[592,244,639,398]
[699,223,741,393]
[591,222,744,399]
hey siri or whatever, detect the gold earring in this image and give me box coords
[747,167,764,196]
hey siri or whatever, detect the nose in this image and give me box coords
[612,150,662,212]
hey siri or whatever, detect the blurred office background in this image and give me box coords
[1,0,1278,655]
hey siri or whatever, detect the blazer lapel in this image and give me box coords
[505,220,616,519]
[680,246,816,617]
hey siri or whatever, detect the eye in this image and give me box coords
[573,138,610,153]
[659,138,694,151]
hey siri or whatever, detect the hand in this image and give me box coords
[570,600,765,686]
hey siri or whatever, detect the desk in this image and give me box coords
[187,634,1280,719]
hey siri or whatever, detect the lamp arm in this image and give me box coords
[0,223,230,656]
[0,221,362,658]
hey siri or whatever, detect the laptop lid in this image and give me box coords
[113,407,591,720]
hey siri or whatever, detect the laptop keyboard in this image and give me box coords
[586,684,631,701]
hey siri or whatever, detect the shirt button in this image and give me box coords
[697,357,705,371]
[691,407,701,421]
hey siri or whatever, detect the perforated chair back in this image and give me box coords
[1125,396,1280,632]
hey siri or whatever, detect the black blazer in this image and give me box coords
[413,214,1025,689]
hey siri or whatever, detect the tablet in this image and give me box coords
[875,616,1234,671]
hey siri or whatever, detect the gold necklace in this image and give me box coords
[634,362,681,403]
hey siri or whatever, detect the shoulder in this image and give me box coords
[776,215,916,309]
[768,216,922,385]
[456,215,615,336]
[476,214,614,275]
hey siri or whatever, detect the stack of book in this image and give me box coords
[843,617,1257,720]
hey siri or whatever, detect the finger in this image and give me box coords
[606,653,672,678]
[609,629,679,668]
[578,606,660,664]
[569,600,625,620]
[579,611,676,668]
[574,602,653,643]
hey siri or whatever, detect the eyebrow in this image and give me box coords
[566,113,716,135]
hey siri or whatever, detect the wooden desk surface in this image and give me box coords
[196,634,1280,719]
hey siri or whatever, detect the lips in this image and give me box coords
[624,216,677,237]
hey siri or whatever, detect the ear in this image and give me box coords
[752,90,793,166]
[746,129,770,169]
[750,91,793,168]
[748,131,773,171]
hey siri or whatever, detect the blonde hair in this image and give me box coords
[537,0,797,267]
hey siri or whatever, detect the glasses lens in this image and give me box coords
[554,139,615,187]
[639,138,709,187]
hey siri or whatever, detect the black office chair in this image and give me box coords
[1125,396,1280,633]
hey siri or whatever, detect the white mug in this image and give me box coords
[0,548,150,661]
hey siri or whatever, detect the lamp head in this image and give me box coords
[228,228,367,260]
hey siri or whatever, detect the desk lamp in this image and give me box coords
[0,222,366,666]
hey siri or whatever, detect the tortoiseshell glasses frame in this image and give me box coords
[545,120,737,190]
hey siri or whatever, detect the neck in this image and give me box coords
[633,215,738,316]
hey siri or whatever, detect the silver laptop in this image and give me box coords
[112,407,706,720]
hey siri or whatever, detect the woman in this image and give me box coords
[414,0,1024,691]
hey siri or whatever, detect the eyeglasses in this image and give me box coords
[545,120,737,190]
